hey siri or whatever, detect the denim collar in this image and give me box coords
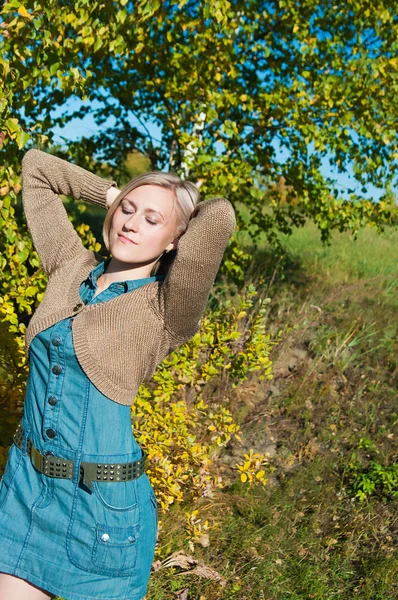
[87,257,166,293]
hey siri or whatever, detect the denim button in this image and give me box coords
[46,428,56,439]
[52,364,62,375]
[101,533,110,542]
[51,336,62,347]
[48,396,58,406]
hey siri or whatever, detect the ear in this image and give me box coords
[166,231,184,252]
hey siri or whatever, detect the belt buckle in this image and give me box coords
[30,445,44,472]
[79,463,94,493]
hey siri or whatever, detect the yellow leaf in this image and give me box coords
[240,472,248,483]
[18,6,34,20]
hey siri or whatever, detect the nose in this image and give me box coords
[123,213,139,232]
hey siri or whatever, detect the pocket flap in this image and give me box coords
[96,523,139,547]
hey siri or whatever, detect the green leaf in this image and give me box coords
[16,128,30,149]
[5,118,20,135]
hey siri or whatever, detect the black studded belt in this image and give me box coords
[13,422,146,491]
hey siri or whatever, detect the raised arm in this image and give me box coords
[21,148,117,276]
[161,196,236,344]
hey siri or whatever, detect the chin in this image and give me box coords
[112,252,138,264]
[108,244,134,260]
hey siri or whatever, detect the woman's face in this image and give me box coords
[109,184,180,266]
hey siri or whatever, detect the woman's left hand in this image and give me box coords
[106,186,121,208]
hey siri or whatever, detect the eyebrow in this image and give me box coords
[122,198,164,219]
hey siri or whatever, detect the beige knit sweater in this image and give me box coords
[21,149,236,406]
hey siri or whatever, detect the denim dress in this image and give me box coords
[0,257,165,600]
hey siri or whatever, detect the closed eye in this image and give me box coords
[121,207,157,225]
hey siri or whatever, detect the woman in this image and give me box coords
[0,148,236,600]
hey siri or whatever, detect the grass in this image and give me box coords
[144,223,398,600]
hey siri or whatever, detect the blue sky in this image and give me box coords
[49,97,386,201]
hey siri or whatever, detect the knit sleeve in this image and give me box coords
[161,196,236,344]
[21,148,117,276]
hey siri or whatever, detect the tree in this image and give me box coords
[1,0,397,245]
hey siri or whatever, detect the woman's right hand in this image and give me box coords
[106,186,121,208]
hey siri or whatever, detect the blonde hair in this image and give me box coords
[102,171,200,276]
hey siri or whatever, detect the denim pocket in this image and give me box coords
[66,482,141,577]
[93,479,139,512]
[0,443,23,510]
[92,522,140,575]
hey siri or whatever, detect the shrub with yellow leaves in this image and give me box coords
[131,284,281,514]
[236,449,272,486]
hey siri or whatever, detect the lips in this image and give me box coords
[118,234,137,245]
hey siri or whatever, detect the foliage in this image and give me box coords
[131,283,280,514]
[347,438,398,502]
[348,459,398,501]
[236,449,273,485]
